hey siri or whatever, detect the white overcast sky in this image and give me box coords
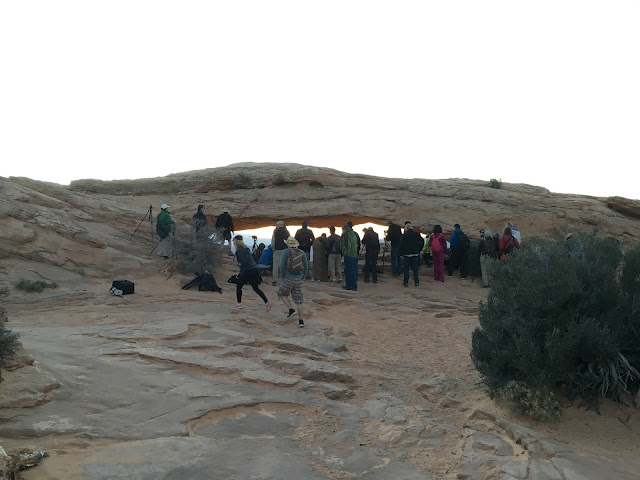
[1,1,638,199]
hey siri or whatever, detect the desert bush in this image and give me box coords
[0,286,9,297]
[14,280,58,293]
[488,178,502,189]
[471,233,640,416]
[170,229,224,276]
[0,327,20,367]
[494,382,562,420]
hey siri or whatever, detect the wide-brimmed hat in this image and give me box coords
[285,236,299,247]
[161,204,170,210]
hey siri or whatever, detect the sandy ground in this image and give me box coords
[3,254,640,479]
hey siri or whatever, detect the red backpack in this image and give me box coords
[431,234,442,253]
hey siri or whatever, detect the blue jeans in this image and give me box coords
[403,256,420,285]
[344,257,358,290]
[391,247,401,275]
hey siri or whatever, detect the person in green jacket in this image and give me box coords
[342,225,358,291]
[156,204,175,258]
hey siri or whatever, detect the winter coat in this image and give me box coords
[271,227,291,251]
[235,247,258,274]
[399,229,423,256]
[215,212,234,232]
[342,231,358,258]
[385,223,402,248]
[157,210,175,235]
[295,227,315,252]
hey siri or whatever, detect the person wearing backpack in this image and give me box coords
[156,203,175,259]
[325,226,343,283]
[499,226,520,261]
[448,223,470,279]
[278,236,309,327]
[478,229,496,287]
[231,235,272,312]
[428,225,447,282]
[295,220,315,279]
[362,227,380,283]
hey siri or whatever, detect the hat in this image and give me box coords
[161,204,169,210]
[223,208,229,213]
[276,220,284,226]
[233,235,243,241]
[405,223,413,230]
[285,236,299,247]
[347,221,353,227]
[405,221,411,225]
[483,229,492,238]
[198,204,205,210]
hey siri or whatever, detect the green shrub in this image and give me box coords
[489,178,502,189]
[471,233,640,415]
[170,229,224,276]
[495,382,562,420]
[14,280,58,293]
[0,326,20,367]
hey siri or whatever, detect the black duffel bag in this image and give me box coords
[111,280,135,295]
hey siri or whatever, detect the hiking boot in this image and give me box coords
[271,281,277,286]
[287,309,296,319]
[266,301,273,312]
[341,286,352,291]
[403,283,408,287]
[299,319,305,328]
[415,282,419,287]
[232,304,244,310]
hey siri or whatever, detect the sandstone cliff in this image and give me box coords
[1,163,638,279]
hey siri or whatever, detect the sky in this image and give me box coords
[1,1,638,199]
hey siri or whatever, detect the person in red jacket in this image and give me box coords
[429,225,448,282]
[499,227,520,261]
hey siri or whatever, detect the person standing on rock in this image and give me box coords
[215,208,234,254]
[342,225,358,291]
[232,235,272,312]
[478,229,496,288]
[385,221,403,276]
[271,220,291,286]
[448,224,470,279]
[295,220,315,279]
[325,226,343,283]
[399,222,422,287]
[429,225,447,282]
[312,234,329,282]
[156,204,175,259]
[362,227,380,283]
[278,236,309,327]
[192,204,209,242]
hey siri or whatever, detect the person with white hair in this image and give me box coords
[156,203,175,259]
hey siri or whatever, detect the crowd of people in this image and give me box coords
[153,204,522,327]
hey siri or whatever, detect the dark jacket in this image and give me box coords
[192,211,208,235]
[215,212,234,232]
[325,233,342,255]
[450,228,464,251]
[363,231,380,252]
[399,229,423,256]
[272,227,291,251]
[385,223,402,248]
[295,227,315,251]
[235,247,258,274]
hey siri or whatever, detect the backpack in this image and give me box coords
[504,236,519,255]
[458,232,471,251]
[430,234,442,253]
[286,248,306,275]
[484,236,496,257]
[198,273,222,293]
[111,279,135,295]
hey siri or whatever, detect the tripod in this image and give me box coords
[130,205,154,243]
